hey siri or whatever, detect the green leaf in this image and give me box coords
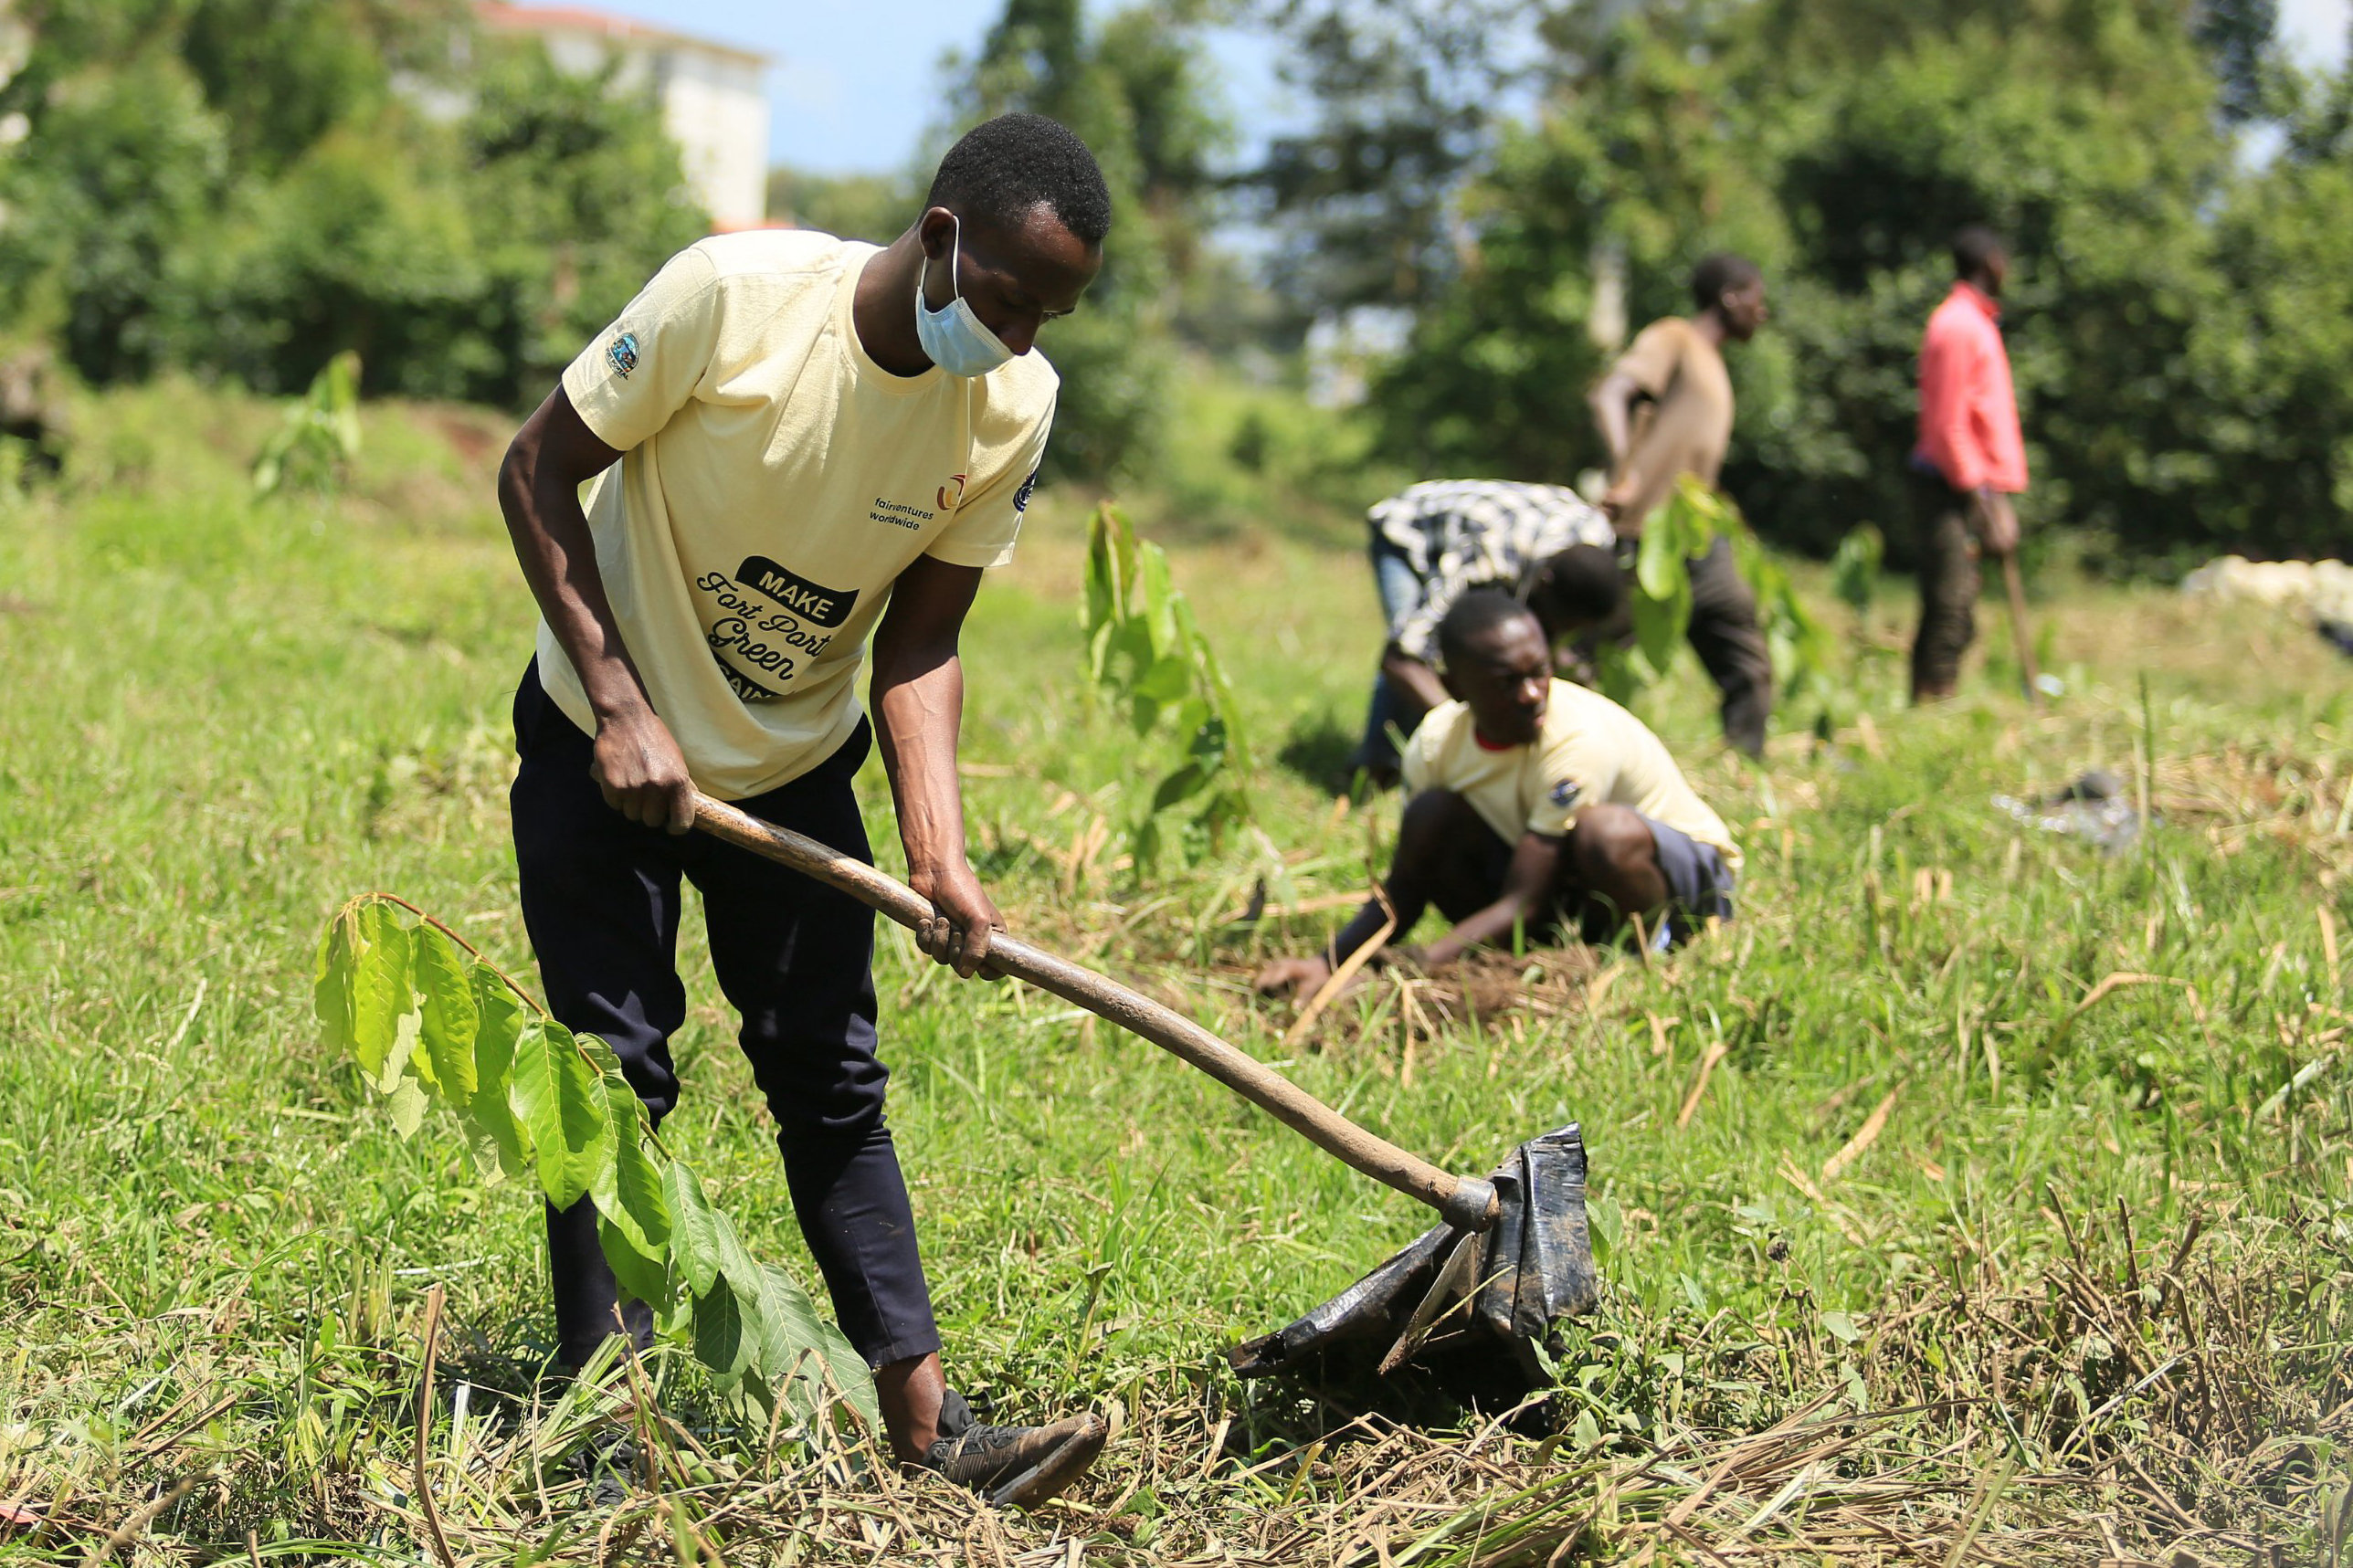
[1184,710,1227,764]
[691,1277,754,1379]
[1587,1190,1624,1268]
[1634,521,1684,603]
[463,966,530,1183]
[1082,514,1116,637]
[664,1162,723,1299]
[583,1040,672,1310]
[342,903,419,1090]
[387,1076,428,1140]
[1573,1406,1603,1450]
[598,1211,671,1314]
[708,1205,767,1303]
[1630,570,1690,669]
[1821,1310,1863,1345]
[1134,655,1192,704]
[314,906,360,1057]
[1136,542,1179,657]
[753,1261,881,1428]
[409,926,478,1100]
[1150,762,1210,814]
[1594,644,1644,706]
[507,1016,615,1209]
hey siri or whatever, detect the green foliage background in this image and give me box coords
[1343,0,2353,564]
[3,0,2347,543]
[0,0,708,406]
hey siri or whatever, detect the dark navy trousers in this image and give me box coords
[510,660,940,1370]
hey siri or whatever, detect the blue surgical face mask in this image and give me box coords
[913,216,1015,377]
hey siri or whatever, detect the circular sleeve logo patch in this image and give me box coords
[607,331,640,379]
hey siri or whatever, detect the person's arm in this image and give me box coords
[869,552,1004,978]
[1380,645,1452,714]
[1593,325,1677,529]
[497,387,695,832]
[1416,831,1564,969]
[1968,338,2021,555]
[1384,562,1464,717]
[1254,828,1564,995]
[1972,489,2019,556]
[1588,370,1641,481]
[1922,324,1989,494]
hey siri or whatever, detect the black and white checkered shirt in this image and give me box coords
[1370,480,1615,661]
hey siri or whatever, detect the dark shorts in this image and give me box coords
[1641,814,1738,947]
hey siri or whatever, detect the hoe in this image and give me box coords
[691,790,1599,1404]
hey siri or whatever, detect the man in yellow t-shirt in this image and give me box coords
[1257,593,1738,998]
[496,114,1106,1506]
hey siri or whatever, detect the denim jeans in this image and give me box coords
[1355,532,1427,773]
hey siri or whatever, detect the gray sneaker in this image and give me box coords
[919,1389,1108,1508]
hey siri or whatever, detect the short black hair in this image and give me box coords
[1531,543,1625,626]
[1437,589,1541,669]
[927,112,1112,246]
[1691,253,1762,313]
[1951,225,2006,279]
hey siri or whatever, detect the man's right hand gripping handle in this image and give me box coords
[592,703,697,835]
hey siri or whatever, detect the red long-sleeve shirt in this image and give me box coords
[1914,281,2027,493]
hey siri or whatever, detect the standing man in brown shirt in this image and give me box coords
[1587,255,1774,756]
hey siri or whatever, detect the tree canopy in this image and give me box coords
[1260,0,2353,562]
[0,0,703,405]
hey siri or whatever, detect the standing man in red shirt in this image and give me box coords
[1908,226,2027,701]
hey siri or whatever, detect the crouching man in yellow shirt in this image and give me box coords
[1258,591,1740,996]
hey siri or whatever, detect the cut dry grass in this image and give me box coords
[8,1187,2337,1566]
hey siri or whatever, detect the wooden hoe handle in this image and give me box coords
[2000,552,2042,708]
[691,792,1501,1233]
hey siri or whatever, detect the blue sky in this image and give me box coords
[556,0,2348,177]
[565,1,1299,177]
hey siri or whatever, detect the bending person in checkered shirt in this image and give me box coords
[1347,479,1622,787]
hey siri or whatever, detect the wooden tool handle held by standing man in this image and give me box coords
[690,791,1504,1234]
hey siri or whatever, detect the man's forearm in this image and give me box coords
[1324,897,1400,970]
[1422,892,1544,969]
[871,646,971,879]
[1589,390,1630,468]
[1381,648,1451,715]
[498,426,649,722]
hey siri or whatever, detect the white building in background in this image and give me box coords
[477,4,771,230]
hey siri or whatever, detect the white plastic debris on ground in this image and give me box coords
[2179,555,2353,625]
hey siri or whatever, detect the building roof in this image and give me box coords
[476,3,769,67]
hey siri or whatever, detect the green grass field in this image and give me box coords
[2,384,2348,1565]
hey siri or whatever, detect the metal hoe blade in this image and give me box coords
[1227,1124,1599,1402]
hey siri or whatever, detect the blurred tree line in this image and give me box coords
[5,0,2345,561]
[0,0,706,406]
[1256,0,2353,563]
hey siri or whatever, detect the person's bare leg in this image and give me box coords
[1567,805,1669,929]
[876,1352,946,1463]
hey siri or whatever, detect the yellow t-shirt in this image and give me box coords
[1401,680,1741,870]
[539,231,1057,799]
